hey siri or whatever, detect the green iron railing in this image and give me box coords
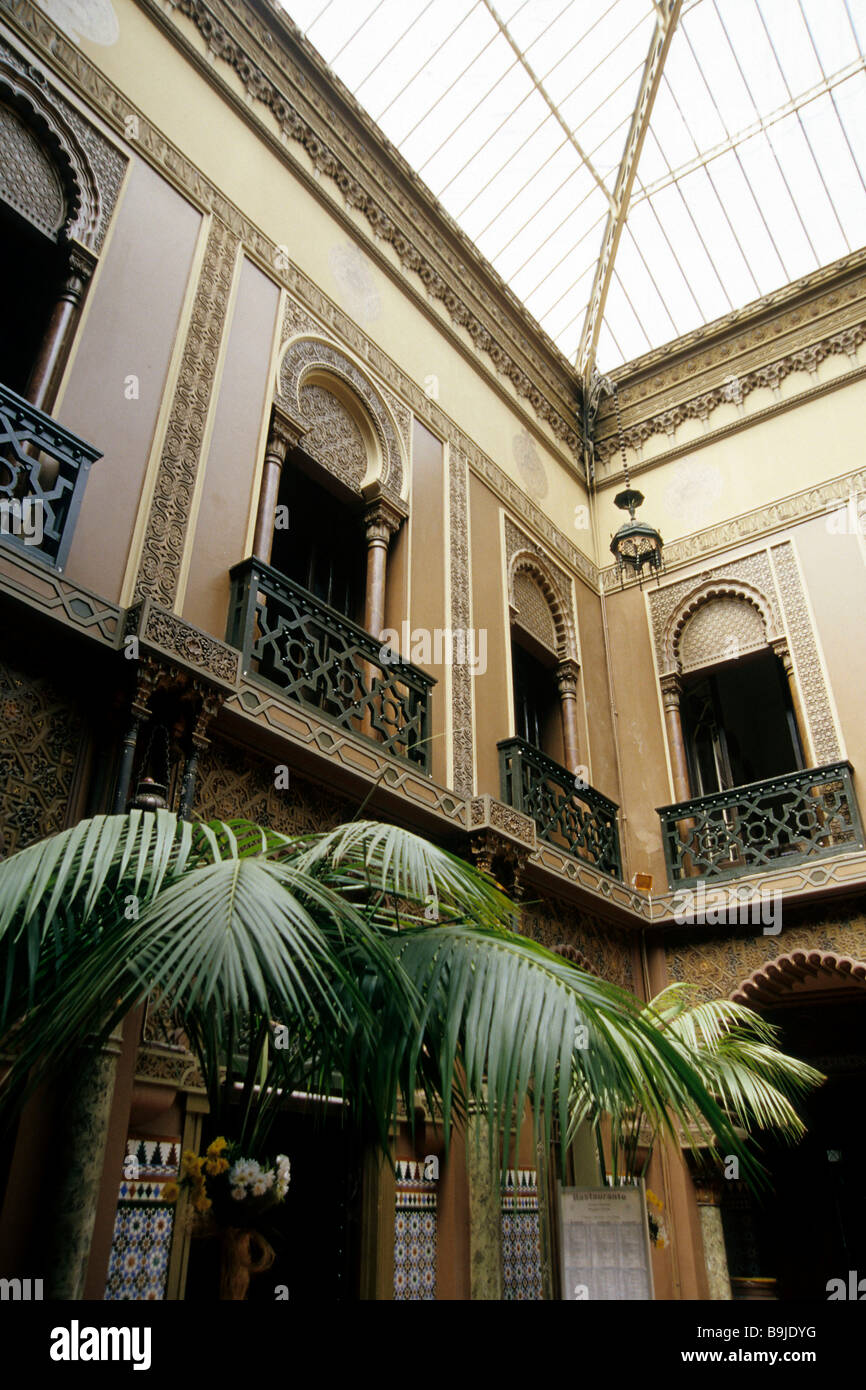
[0,380,100,571]
[228,556,435,772]
[657,761,864,887]
[498,736,622,879]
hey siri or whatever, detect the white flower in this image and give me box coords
[229,1159,258,1188]
[251,1176,269,1197]
[230,1186,246,1202]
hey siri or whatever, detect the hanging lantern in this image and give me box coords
[607,383,664,588]
[129,724,171,811]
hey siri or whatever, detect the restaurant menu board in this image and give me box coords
[558,1185,654,1301]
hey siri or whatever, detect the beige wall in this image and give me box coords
[181,256,280,635]
[58,159,202,602]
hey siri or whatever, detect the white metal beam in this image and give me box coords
[576,0,683,384]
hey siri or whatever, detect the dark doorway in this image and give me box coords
[511,637,559,755]
[722,995,866,1301]
[681,648,803,795]
[0,202,64,398]
[183,1101,363,1303]
[270,460,366,627]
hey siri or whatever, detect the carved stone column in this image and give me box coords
[660,674,692,802]
[178,687,223,820]
[693,1174,733,1301]
[27,243,96,413]
[771,638,814,766]
[555,658,581,775]
[362,491,406,639]
[46,1024,125,1299]
[112,661,159,814]
[467,1105,504,1300]
[252,405,307,562]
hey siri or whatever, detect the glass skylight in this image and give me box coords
[279,0,866,373]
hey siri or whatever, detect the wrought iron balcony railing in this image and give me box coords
[657,761,865,887]
[228,556,435,772]
[0,381,100,570]
[498,736,623,879]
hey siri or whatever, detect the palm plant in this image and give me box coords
[0,810,813,1191]
[569,982,823,1185]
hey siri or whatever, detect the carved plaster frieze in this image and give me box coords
[0,35,126,251]
[278,330,404,501]
[596,318,866,463]
[449,448,474,798]
[133,216,240,607]
[125,597,241,688]
[154,0,582,456]
[504,516,578,662]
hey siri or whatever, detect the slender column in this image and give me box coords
[112,664,157,813]
[362,494,405,639]
[772,638,814,766]
[46,1025,125,1299]
[252,405,307,562]
[466,1105,504,1300]
[27,244,96,413]
[179,690,222,820]
[660,674,691,802]
[555,658,582,775]
[693,1175,733,1301]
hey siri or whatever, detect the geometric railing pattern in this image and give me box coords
[0,380,101,571]
[498,736,622,879]
[228,556,435,772]
[657,761,864,887]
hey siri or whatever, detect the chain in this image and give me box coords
[611,382,630,489]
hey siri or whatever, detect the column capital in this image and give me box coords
[268,401,308,462]
[555,657,581,697]
[64,240,97,287]
[362,489,407,544]
[659,672,683,707]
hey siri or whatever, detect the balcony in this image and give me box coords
[228,556,435,772]
[0,382,100,571]
[657,762,865,887]
[498,736,622,879]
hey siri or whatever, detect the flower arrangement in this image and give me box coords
[163,1138,291,1227]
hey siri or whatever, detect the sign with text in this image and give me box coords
[558,1185,654,1301]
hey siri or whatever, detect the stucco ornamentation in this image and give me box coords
[134,217,240,607]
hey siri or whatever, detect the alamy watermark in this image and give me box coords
[0,497,44,547]
[672,881,782,935]
[379,622,487,675]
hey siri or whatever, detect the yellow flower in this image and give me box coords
[205,1156,229,1176]
[192,1192,212,1213]
[181,1150,203,1178]
[206,1137,228,1157]
[161,1181,179,1203]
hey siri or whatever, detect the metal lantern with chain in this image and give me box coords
[607,382,664,587]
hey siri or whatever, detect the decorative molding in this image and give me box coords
[0,3,596,592]
[0,35,126,251]
[769,542,841,764]
[504,517,578,662]
[151,0,582,456]
[0,543,123,646]
[602,464,866,588]
[469,794,536,849]
[449,448,474,797]
[730,949,866,1008]
[124,598,241,688]
[0,649,85,855]
[648,545,838,767]
[278,332,404,501]
[133,216,240,607]
[658,577,780,675]
[665,915,866,1004]
[596,318,866,462]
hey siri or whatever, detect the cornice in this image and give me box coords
[136,0,583,457]
[596,253,866,455]
[0,2,597,587]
